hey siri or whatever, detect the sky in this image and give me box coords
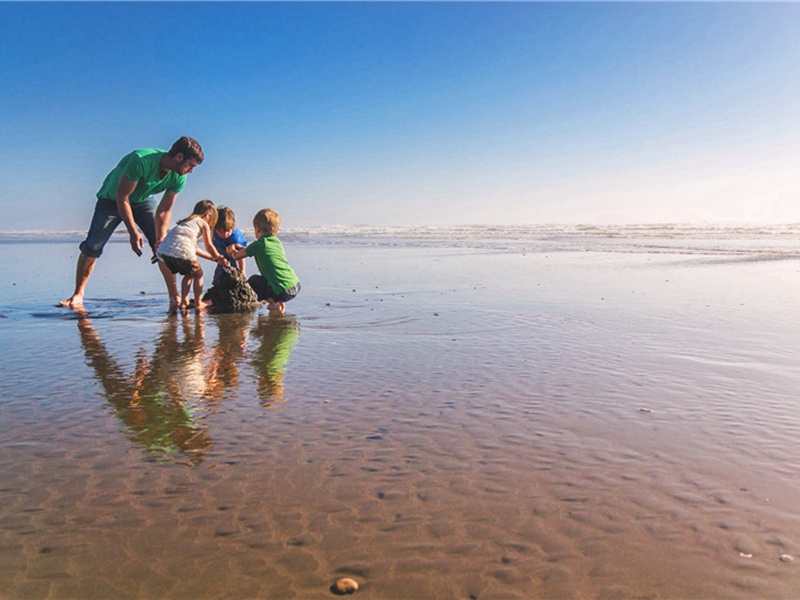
[2,1,800,230]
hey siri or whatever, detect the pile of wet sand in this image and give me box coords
[203,266,261,312]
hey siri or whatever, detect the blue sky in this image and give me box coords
[2,2,800,230]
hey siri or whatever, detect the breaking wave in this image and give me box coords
[3,223,800,257]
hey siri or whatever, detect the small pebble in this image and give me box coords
[781,554,794,563]
[639,408,652,413]
[739,552,753,558]
[333,578,360,594]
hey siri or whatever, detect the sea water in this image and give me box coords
[2,225,800,598]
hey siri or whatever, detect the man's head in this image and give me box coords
[168,136,204,175]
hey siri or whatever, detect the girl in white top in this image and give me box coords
[157,200,226,311]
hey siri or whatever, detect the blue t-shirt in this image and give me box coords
[213,227,247,267]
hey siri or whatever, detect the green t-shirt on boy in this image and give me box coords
[245,236,300,295]
[96,148,186,204]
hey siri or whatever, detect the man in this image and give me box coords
[60,137,204,309]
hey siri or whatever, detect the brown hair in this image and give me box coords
[169,136,204,164]
[216,206,236,231]
[253,208,280,237]
[179,199,217,228]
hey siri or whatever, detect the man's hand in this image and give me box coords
[129,231,144,256]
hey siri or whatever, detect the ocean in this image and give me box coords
[2,224,800,598]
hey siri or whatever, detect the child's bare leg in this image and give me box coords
[157,260,181,308]
[193,270,206,311]
[180,275,192,310]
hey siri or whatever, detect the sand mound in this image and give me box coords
[203,266,261,312]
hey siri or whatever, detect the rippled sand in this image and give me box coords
[2,243,800,598]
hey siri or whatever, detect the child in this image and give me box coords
[212,206,248,284]
[229,208,300,315]
[156,200,227,311]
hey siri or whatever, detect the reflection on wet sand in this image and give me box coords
[250,314,300,408]
[77,315,213,465]
[77,311,300,464]
[204,312,252,403]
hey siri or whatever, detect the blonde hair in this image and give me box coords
[179,199,217,228]
[216,206,236,231]
[253,208,280,237]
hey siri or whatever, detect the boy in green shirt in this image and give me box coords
[229,209,300,315]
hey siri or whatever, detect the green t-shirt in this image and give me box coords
[245,235,300,295]
[96,148,186,204]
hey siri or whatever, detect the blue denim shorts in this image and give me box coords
[79,197,159,258]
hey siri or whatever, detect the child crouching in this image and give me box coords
[228,208,300,314]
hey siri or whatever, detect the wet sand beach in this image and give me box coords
[2,227,800,598]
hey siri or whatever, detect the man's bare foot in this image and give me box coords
[59,294,84,309]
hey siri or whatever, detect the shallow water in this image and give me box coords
[2,233,800,598]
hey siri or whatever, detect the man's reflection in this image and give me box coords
[77,314,211,465]
[250,314,300,408]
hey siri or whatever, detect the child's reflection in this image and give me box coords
[77,314,211,465]
[204,312,253,403]
[250,314,300,408]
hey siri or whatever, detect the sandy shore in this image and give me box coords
[1,239,800,597]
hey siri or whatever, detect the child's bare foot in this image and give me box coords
[196,298,213,311]
[267,301,286,315]
[59,294,84,309]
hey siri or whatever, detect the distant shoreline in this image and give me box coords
[4,224,800,258]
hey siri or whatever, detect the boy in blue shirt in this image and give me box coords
[212,206,248,284]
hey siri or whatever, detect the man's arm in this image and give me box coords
[154,190,179,249]
[116,176,142,256]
